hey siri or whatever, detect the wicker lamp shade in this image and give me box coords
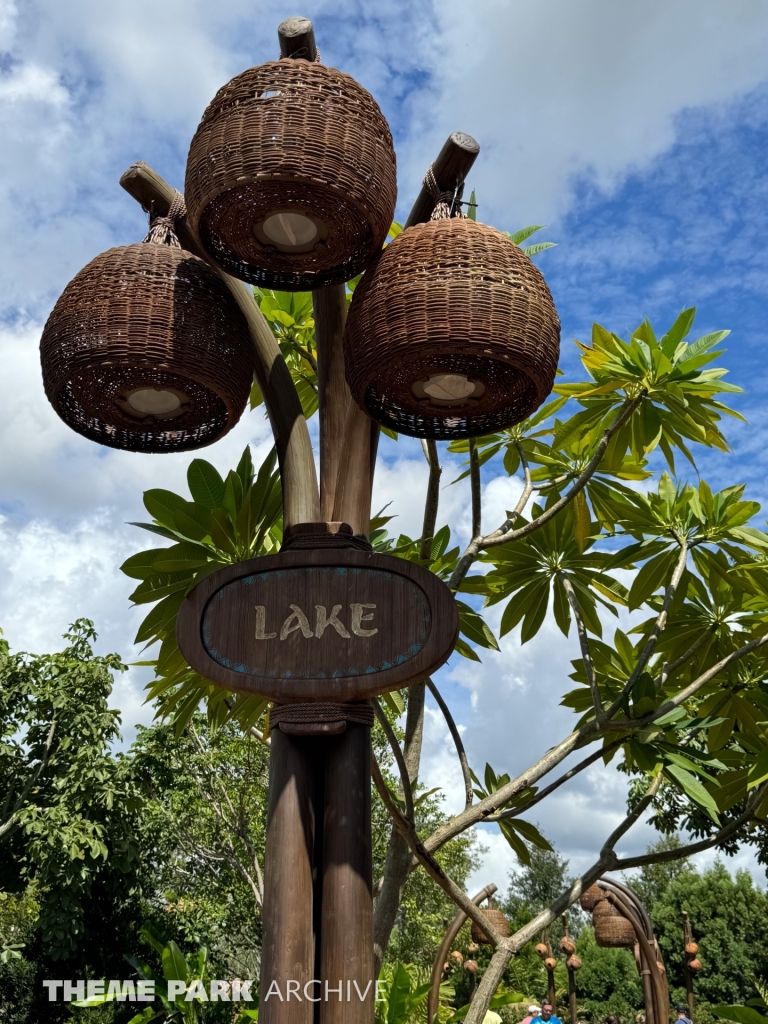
[470,908,510,945]
[185,60,397,290]
[579,884,605,912]
[40,244,254,452]
[592,901,636,948]
[343,218,560,440]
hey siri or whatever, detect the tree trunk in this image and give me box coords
[372,683,425,974]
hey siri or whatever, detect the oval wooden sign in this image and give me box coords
[176,548,459,702]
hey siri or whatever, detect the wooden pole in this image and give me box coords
[682,912,695,1021]
[320,724,374,1024]
[404,132,480,228]
[567,965,577,1024]
[119,162,321,531]
[332,407,379,537]
[547,965,556,1013]
[427,885,498,1024]
[278,16,318,61]
[260,729,318,1024]
[314,286,352,521]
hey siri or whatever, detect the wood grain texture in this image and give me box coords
[278,16,318,61]
[260,729,318,1024]
[119,161,320,529]
[176,548,459,702]
[331,401,378,537]
[404,132,480,229]
[320,725,373,1024]
[314,286,352,521]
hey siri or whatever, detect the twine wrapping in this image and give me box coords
[281,531,372,552]
[269,701,374,735]
[423,164,467,221]
[143,190,187,248]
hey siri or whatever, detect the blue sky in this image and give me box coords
[4,0,768,888]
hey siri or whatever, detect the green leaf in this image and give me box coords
[187,460,226,509]
[665,764,720,822]
[143,489,186,529]
[162,941,188,983]
[456,600,499,650]
[713,1007,768,1024]
[454,637,481,662]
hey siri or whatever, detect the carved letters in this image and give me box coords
[177,549,459,702]
[258,603,378,641]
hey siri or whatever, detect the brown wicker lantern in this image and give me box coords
[343,218,560,440]
[40,202,253,453]
[470,908,510,945]
[593,901,636,949]
[580,884,605,912]
[185,59,397,290]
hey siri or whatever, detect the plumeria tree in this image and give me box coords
[122,236,768,1022]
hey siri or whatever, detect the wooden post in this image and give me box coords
[119,162,321,531]
[547,964,556,1013]
[682,912,695,1022]
[332,406,379,537]
[404,132,480,228]
[314,286,352,521]
[260,729,319,1024]
[567,964,577,1024]
[278,16,318,61]
[320,724,373,1024]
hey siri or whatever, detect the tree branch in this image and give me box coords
[370,753,505,946]
[606,537,689,718]
[420,440,442,562]
[613,781,768,870]
[373,700,415,824]
[426,677,473,809]
[489,741,623,822]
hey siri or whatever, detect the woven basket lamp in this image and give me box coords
[343,218,560,440]
[470,907,510,945]
[40,195,254,453]
[592,900,636,948]
[184,59,397,290]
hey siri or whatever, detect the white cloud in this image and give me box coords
[402,0,768,228]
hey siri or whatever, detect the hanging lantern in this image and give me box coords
[184,59,397,290]
[560,936,576,955]
[470,907,510,945]
[579,884,605,912]
[593,901,636,948]
[566,956,582,971]
[40,195,254,453]
[343,218,560,440]
[535,943,549,958]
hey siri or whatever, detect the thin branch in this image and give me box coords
[420,439,442,561]
[292,341,318,374]
[373,699,415,824]
[481,396,642,551]
[0,717,57,841]
[605,630,768,731]
[423,724,597,854]
[426,678,473,809]
[470,438,482,541]
[600,774,663,863]
[657,627,714,688]
[370,752,506,946]
[606,536,689,718]
[489,740,623,822]
[560,574,603,723]
[614,781,768,870]
[448,441,532,591]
